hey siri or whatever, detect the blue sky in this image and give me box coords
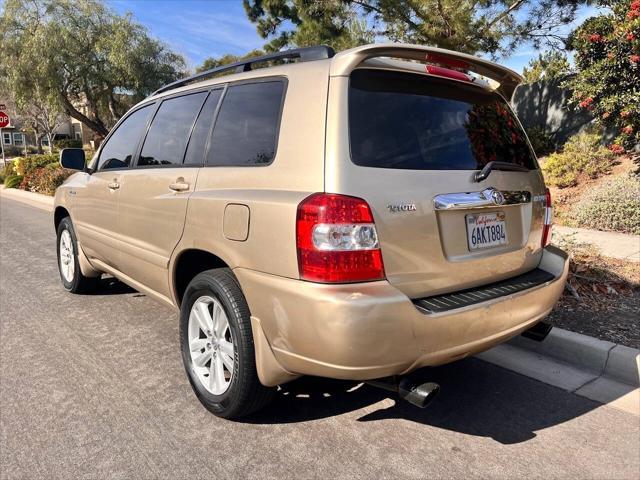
[109,0,602,74]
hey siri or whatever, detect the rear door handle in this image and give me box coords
[169,179,190,192]
[107,181,120,190]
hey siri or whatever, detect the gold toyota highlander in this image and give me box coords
[54,43,569,418]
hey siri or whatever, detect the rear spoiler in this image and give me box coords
[330,43,523,100]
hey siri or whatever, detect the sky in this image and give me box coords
[108,0,602,74]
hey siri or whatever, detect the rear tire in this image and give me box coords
[56,217,100,293]
[180,268,275,419]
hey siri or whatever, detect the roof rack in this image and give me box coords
[151,45,336,96]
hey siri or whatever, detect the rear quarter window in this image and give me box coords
[206,80,285,166]
[349,69,536,171]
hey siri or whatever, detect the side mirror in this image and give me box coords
[60,148,86,171]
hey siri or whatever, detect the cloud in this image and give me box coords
[108,1,264,65]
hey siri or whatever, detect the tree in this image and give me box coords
[20,100,65,154]
[244,1,374,52]
[196,49,266,73]
[566,0,640,150]
[522,51,572,83]
[243,0,588,57]
[13,83,66,154]
[0,0,186,139]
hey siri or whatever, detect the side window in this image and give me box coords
[98,105,153,170]
[184,89,223,165]
[138,92,207,167]
[206,81,284,166]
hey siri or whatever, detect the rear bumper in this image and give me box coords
[235,245,569,385]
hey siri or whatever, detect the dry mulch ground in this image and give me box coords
[546,240,639,349]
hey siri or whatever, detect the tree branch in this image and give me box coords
[59,95,108,137]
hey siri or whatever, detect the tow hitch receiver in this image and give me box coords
[366,376,440,409]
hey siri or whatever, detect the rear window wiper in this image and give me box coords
[473,161,529,182]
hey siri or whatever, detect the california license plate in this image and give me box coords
[466,212,508,250]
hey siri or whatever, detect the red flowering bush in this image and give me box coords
[567,0,640,151]
[20,165,74,196]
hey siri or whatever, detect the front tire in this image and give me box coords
[56,217,100,293]
[180,268,275,419]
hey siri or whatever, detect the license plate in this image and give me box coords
[466,212,508,250]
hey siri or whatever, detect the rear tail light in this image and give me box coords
[296,193,385,283]
[541,188,553,247]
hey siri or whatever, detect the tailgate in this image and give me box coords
[325,67,548,299]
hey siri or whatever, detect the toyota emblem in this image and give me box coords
[491,189,505,205]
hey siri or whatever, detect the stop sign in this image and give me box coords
[0,112,9,129]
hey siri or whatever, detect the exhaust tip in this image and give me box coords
[521,321,553,342]
[398,379,440,409]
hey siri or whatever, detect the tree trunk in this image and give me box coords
[107,92,122,124]
[59,94,109,137]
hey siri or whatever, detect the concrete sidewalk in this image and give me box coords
[0,186,53,212]
[553,225,640,262]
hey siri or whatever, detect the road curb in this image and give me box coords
[0,186,54,211]
[509,328,615,377]
[478,327,640,415]
[604,344,640,387]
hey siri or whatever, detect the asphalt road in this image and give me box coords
[1,196,639,480]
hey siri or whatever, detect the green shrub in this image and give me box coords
[4,174,24,188]
[573,175,640,235]
[54,138,83,149]
[11,154,59,177]
[526,125,555,157]
[542,131,616,188]
[2,161,13,178]
[0,172,4,184]
[23,154,59,174]
[20,166,74,196]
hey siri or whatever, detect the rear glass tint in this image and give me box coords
[139,92,207,167]
[349,69,536,170]
[206,81,284,166]
[184,89,223,165]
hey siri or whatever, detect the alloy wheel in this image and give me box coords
[188,295,235,395]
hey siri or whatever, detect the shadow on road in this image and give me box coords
[81,276,138,296]
[76,277,601,445]
[245,358,599,445]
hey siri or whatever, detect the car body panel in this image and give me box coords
[65,170,123,269]
[117,167,200,297]
[236,246,568,385]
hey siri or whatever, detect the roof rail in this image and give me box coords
[151,45,336,96]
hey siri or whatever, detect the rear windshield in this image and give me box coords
[349,69,536,170]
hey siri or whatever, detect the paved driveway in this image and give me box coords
[1,197,639,479]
